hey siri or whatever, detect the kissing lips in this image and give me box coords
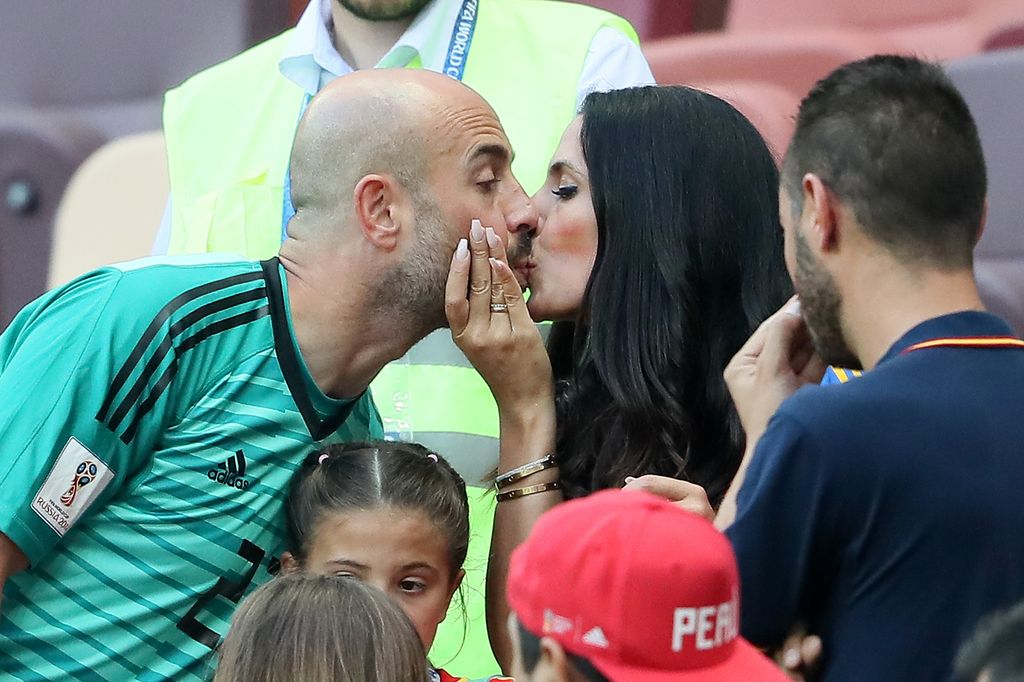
[512,259,535,290]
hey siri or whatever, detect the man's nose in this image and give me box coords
[502,185,539,235]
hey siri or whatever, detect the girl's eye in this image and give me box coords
[478,178,500,193]
[333,571,357,579]
[552,184,578,199]
[399,578,427,593]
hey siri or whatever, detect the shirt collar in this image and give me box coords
[278,0,463,95]
[876,310,1015,365]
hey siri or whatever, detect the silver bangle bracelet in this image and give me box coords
[494,453,557,490]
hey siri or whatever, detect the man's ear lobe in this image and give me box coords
[803,173,839,252]
[540,637,572,680]
[975,197,988,246]
[353,174,401,252]
[279,551,301,574]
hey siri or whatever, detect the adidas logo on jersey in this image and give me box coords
[208,450,251,490]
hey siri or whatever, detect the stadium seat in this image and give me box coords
[50,132,169,289]
[984,22,1024,51]
[726,0,1024,60]
[644,29,896,98]
[947,49,1024,335]
[581,0,698,40]
[692,81,800,159]
[0,0,288,331]
[0,115,106,329]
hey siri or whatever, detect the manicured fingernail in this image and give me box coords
[485,227,500,248]
[783,648,801,668]
[785,299,801,316]
[470,219,484,242]
[489,257,501,271]
[624,477,636,484]
[456,239,469,260]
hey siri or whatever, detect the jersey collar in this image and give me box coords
[877,310,1016,366]
[261,258,359,441]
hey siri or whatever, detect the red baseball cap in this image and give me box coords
[507,490,788,681]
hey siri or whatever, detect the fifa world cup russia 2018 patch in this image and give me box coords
[31,437,115,536]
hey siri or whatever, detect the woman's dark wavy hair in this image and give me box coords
[548,85,792,506]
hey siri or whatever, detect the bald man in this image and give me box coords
[0,69,534,681]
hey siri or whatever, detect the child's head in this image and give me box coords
[214,573,428,682]
[281,441,469,649]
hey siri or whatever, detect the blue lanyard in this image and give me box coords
[281,0,480,240]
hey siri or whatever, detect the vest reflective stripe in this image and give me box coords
[402,328,475,369]
[411,432,499,486]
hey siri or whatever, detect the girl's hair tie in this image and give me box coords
[318,453,330,465]
[427,454,438,463]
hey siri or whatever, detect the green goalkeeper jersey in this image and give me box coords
[0,254,382,681]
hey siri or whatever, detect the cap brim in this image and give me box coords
[589,637,790,682]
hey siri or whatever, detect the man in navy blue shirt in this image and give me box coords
[715,56,1024,681]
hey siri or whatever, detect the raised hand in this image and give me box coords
[723,297,826,444]
[445,220,553,412]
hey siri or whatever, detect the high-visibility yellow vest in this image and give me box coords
[163,2,637,676]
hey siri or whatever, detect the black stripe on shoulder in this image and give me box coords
[103,286,267,433]
[96,269,264,424]
[261,258,357,441]
[118,304,272,444]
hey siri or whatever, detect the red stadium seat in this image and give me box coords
[726,0,1024,60]
[644,29,896,98]
[581,0,698,40]
[946,48,1024,335]
[692,81,799,160]
[984,22,1024,51]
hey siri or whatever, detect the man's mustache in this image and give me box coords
[506,231,534,263]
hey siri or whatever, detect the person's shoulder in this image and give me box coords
[168,30,295,94]
[105,254,262,293]
[777,369,895,427]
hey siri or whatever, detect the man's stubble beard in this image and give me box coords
[336,0,431,21]
[794,229,863,370]
[369,192,451,338]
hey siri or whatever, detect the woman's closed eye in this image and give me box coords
[552,184,578,199]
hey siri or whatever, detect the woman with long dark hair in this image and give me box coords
[445,84,791,669]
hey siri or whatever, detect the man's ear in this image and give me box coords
[279,551,301,574]
[353,173,410,252]
[540,637,573,682]
[803,172,839,253]
[975,197,988,246]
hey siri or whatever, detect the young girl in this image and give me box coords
[280,440,511,682]
[214,573,427,682]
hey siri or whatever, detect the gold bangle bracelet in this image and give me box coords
[495,454,557,490]
[496,481,562,503]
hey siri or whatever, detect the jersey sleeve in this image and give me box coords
[0,269,177,564]
[725,410,844,648]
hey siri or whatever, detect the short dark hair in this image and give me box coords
[782,55,986,269]
[956,601,1024,681]
[518,621,609,682]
